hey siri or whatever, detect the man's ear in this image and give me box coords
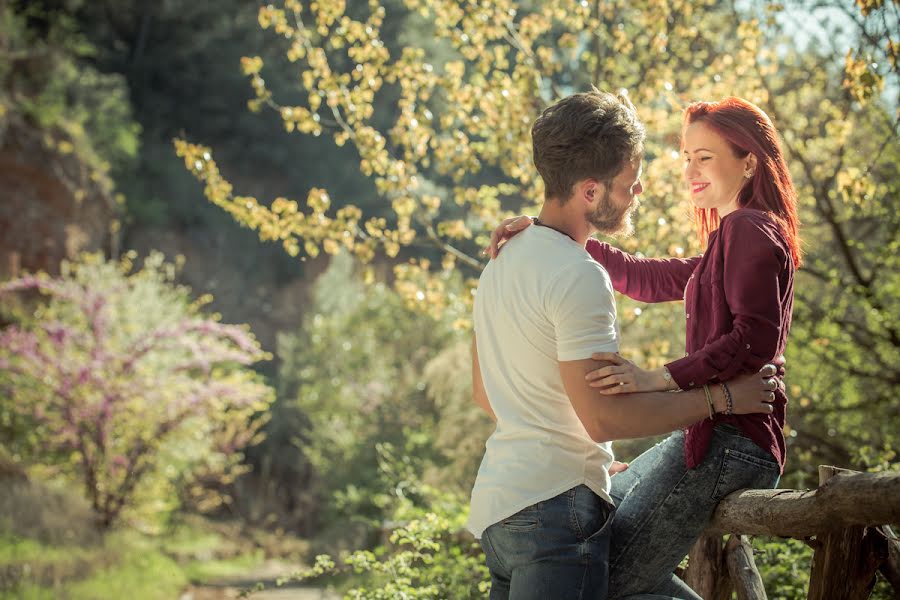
[578,179,600,205]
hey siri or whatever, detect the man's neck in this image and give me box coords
[536,204,592,246]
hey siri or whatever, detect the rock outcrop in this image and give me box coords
[0,114,119,279]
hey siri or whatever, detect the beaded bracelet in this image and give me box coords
[719,382,734,416]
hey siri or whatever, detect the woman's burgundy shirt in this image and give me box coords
[586,208,794,472]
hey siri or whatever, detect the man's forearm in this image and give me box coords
[559,358,720,442]
[590,387,716,441]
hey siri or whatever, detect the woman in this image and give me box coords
[487,97,800,598]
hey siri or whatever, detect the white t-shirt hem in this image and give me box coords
[467,478,614,539]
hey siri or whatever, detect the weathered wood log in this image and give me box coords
[643,465,898,598]
[877,525,900,595]
[685,533,721,600]
[685,534,732,600]
[726,535,767,600]
[807,466,886,600]
[709,469,900,537]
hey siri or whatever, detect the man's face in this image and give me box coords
[586,159,644,236]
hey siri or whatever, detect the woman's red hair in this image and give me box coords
[683,97,802,267]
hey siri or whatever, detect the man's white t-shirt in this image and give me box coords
[469,225,619,539]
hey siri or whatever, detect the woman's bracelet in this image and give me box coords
[702,384,715,420]
[719,382,734,416]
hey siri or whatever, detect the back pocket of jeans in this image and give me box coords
[711,448,779,501]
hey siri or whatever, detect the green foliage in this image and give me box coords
[277,252,485,529]
[751,537,813,599]
[0,252,275,529]
[245,463,489,599]
[268,250,491,598]
[266,254,494,596]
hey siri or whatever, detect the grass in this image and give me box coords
[0,521,270,599]
[64,534,186,600]
[0,473,276,598]
[0,535,78,562]
[0,529,186,600]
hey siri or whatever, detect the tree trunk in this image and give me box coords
[807,466,886,600]
[726,534,767,600]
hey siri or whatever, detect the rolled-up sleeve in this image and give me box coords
[666,217,787,387]
[585,239,700,303]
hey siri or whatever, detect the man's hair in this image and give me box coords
[532,89,645,203]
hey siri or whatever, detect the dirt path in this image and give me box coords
[180,585,339,600]
[178,559,340,600]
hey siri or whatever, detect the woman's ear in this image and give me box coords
[745,154,758,177]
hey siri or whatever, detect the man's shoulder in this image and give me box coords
[545,254,615,311]
[555,252,613,284]
[484,229,589,276]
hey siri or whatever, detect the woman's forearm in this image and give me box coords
[585,239,699,302]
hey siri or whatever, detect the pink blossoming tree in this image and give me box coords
[0,252,274,529]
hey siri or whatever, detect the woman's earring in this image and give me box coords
[744,170,754,178]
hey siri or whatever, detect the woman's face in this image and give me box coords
[682,120,754,217]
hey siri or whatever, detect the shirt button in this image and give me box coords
[746,344,751,349]
[686,313,690,319]
[689,381,695,386]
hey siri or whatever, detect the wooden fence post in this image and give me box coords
[806,466,887,600]
[685,533,733,600]
[726,534,767,600]
[878,525,900,593]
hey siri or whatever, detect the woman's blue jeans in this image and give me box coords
[607,423,781,599]
[480,484,615,600]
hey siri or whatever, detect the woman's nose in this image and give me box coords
[683,160,698,180]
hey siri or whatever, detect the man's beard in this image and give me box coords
[587,188,636,237]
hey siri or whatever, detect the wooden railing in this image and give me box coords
[682,466,900,599]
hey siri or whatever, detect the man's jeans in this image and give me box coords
[480,484,615,600]
[608,423,781,600]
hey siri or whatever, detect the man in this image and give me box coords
[469,90,776,599]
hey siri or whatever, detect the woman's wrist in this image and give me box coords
[650,367,679,391]
[640,367,668,392]
[660,366,679,391]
